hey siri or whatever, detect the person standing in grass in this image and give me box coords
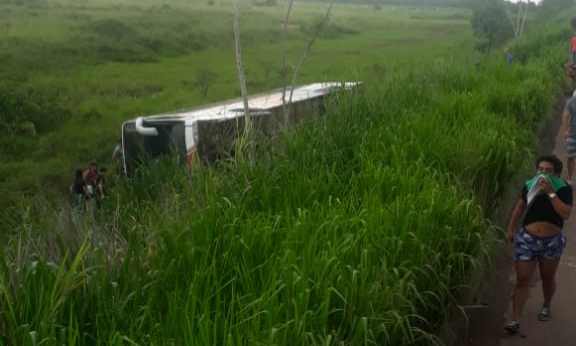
[570,33,576,66]
[111,139,124,175]
[562,89,576,185]
[504,47,514,65]
[563,63,576,97]
[504,154,572,334]
[95,167,108,210]
[507,52,515,65]
[83,162,98,194]
[71,168,88,211]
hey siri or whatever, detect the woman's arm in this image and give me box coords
[540,180,572,220]
[549,194,571,220]
[507,199,526,241]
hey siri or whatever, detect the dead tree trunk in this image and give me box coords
[281,0,334,130]
[288,2,334,106]
[509,0,529,47]
[232,0,252,163]
[281,0,295,131]
[518,0,529,40]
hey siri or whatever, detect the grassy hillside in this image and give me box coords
[1,55,569,345]
[1,0,575,345]
[0,0,475,217]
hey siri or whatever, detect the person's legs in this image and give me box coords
[565,139,576,184]
[537,232,565,320]
[539,257,561,307]
[74,193,85,211]
[567,156,575,185]
[512,260,538,321]
[505,228,540,332]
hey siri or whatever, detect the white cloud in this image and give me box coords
[506,0,542,3]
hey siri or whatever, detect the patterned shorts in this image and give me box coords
[515,227,566,261]
[566,137,576,158]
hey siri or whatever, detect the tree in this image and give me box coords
[0,84,71,136]
[232,0,252,164]
[230,0,335,167]
[232,0,335,145]
[280,0,334,130]
[469,0,514,53]
[507,0,530,44]
[537,0,576,22]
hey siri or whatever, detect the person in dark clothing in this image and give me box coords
[504,155,573,333]
[83,162,98,197]
[95,167,108,209]
[71,168,88,210]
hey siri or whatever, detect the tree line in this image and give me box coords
[282,0,464,7]
[469,0,575,53]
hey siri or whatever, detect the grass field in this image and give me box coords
[0,0,477,209]
[2,0,573,345]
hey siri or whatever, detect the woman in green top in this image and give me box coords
[504,154,573,333]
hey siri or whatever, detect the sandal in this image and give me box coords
[504,320,520,333]
[538,307,551,321]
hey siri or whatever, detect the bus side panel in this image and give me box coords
[197,117,245,162]
[122,121,187,177]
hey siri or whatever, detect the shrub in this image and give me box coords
[0,83,72,136]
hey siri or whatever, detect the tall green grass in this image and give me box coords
[2,2,575,345]
[0,0,475,208]
[0,35,568,345]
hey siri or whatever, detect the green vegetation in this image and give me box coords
[1,0,575,345]
[0,0,475,215]
[469,0,514,52]
[0,56,569,345]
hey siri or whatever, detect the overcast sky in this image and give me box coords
[506,0,542,3]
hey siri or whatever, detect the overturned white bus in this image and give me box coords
[121,81,361,177]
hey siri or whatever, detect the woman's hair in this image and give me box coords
[536,154,563,175]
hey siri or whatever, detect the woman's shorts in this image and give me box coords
[566,137,576,158]
[515,227,566,261]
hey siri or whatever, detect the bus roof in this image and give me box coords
[136,82,360,124]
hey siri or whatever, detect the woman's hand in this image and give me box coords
[507,228,515,242]
[538,176,553,195]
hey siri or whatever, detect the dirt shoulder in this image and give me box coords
[454,96,576,346]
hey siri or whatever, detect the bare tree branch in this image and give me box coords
[288,1,334,105]
[508,0,530,47]
[514,1,522,39]
[518,0,529,40]
[232,0,252,162]
[281,0,295,130]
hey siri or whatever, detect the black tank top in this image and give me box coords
[521,185,573,228]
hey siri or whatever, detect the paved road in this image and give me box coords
[456,107,576,346]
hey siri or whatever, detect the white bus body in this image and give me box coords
[121,81,361,176]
